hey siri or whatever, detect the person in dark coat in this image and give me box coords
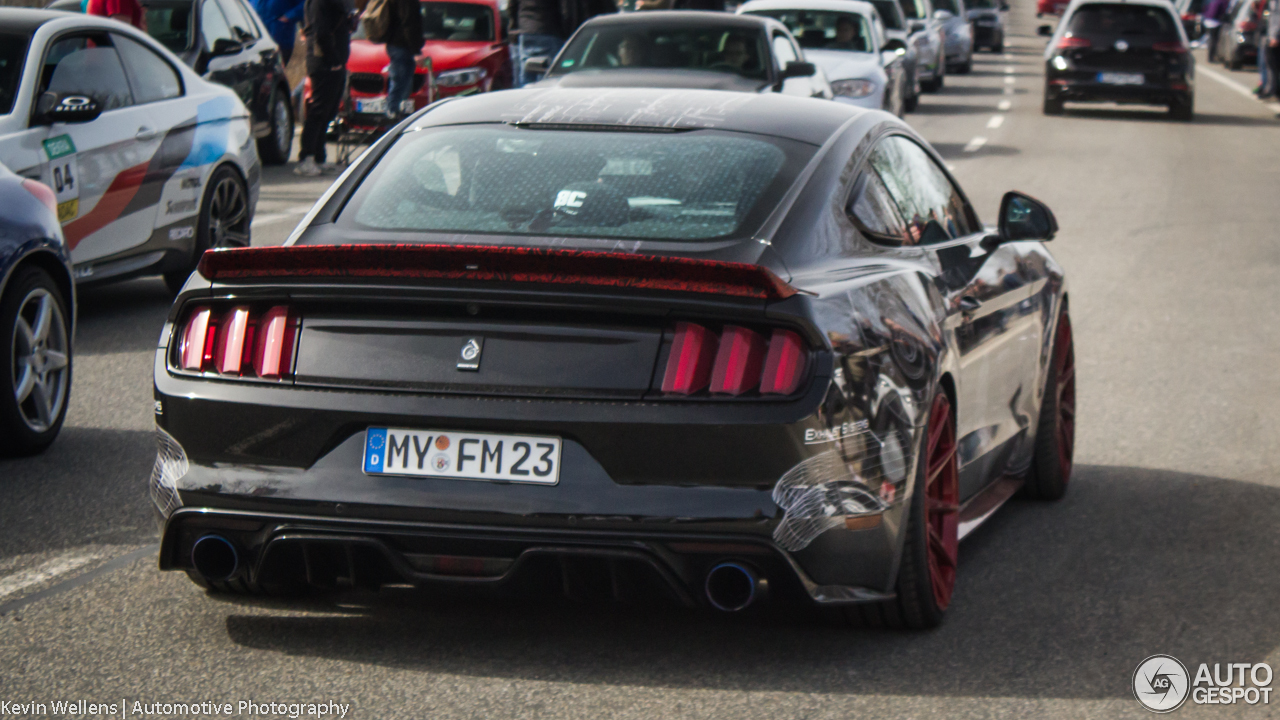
[384,0,425,119]
[297,0,354,175]
[508,0,615,86]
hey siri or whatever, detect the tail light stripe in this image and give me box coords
[176,304,296,381]
[760,329,807,396]
[709,326,765,396]
[661,322,718,395]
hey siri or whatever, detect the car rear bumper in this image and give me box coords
[1046,79,1190,104]
[972,25,1001,46]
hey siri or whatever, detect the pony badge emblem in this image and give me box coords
[458,337,484,371]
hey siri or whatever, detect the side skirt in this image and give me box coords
[957,475,1023,541]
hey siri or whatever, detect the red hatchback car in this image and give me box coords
[307,0,511,122]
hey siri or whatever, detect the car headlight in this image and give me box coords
[437,67,488,88]
[831,79,878,98]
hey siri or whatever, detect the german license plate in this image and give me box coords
[1097,72,1144,85]
[355,96,386,114]
[363,428,561,484]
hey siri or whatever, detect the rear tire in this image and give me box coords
[256,87,294,166]
[0,267,72,457]
[1043,91,1065,115]
[840,392,959,630]
[1023,310,1075,500]
[163,165,250,295]
[1169,93,1194,121]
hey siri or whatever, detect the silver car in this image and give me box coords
[897,0,948,90]
[933,0,974,72]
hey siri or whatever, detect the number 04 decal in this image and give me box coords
[42,134,79,224]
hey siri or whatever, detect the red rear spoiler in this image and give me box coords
[196,244,798,300]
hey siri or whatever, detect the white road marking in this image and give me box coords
[998,99,1012,110]
[987,115,1005,128]
[1003,53,1014,60]
[1198,66,1280,112]
[250,204,315,228]
[1004,66,1015,74]
[1004,76,1016,84]
[0,550,108,602]
[963,136,988,152]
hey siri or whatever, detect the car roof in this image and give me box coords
[0,7,68,33]
[579,10,785,31]
[409,87,866,146]
[1062,0,1180,13]
[739,0,881,17]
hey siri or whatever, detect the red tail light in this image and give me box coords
[1152,41,1188,53]
[1180,12,1195,20]
[660,323,808,397]
[176,304,297,380]
[661,322,718,395]
[709,326,766,396]
[760,329,807,395]
[1056,35,1092,49]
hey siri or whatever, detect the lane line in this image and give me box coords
[963,136,988,152]
[998,99,1012,110]
[0,545,158,616]
[0,551,107,601]
[1003,53,1014,60]
[1004,66,1015,74]
[987,115,1005,128]
[250,204,315,228]
[1197,65,1257,99]
[1004,76,1015,84]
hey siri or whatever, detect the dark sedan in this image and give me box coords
[48,0,295,164]
[0,162,74,456]
[526,12,833,98]
[1041,0,1194,119]
[152,88,1072,629]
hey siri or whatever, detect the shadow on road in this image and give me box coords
[910,103,1005,115]
[220,465,1280,699]
[74,277,174,356]
[1060,108,1278,126]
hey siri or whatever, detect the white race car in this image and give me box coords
[0,8,259,293]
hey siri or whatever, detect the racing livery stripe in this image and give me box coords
[64,118,199,250]
[62,162,150,250]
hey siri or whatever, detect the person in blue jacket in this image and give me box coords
[254,0,307,64]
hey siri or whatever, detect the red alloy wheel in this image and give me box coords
[1054,314,1076,482]
[924,393,960,611]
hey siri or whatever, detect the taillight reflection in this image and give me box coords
[661,322,807,397]
[1056,35,1091,49]
[177,304,297,380]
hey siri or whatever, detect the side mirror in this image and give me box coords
[997,191,1058,242]
[882,38,908,54]
[37,92,102,124]
[1037,24,1053,35]
[523,55,550,77]
[933,8,953,20]
[909,20,927,32]
[781,60,817,78]
[210,37,243,56]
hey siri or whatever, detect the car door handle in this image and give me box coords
[135,127,158,141]
[959,295,983,313]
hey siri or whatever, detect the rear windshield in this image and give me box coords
[967,0,999,9]
[353,2,494,41]
[548,23,772,80]
[934,0,962,14]
[1068,4,1180,38]
[747,11,875,52]
[147,2,196,52]
[0,32,31,115]
[898,0,927,20]
[332,125,813,243]
[868,0,904,29]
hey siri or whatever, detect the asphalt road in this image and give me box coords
[3,4,1280,718]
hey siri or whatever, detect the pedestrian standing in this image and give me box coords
[256,0,307,65]
[382,0,425,120]
[1202,0,1228,61]
[1265,0,1280,99]
[508,0,614,86]
[297,0,354,176]
[86,0,146,30]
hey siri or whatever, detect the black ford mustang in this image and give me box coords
[152,88,1073,628]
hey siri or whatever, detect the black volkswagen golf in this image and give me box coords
[1041,0,1194,119]
[153,89,1074,629]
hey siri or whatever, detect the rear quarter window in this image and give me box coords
[0,33,30,115]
